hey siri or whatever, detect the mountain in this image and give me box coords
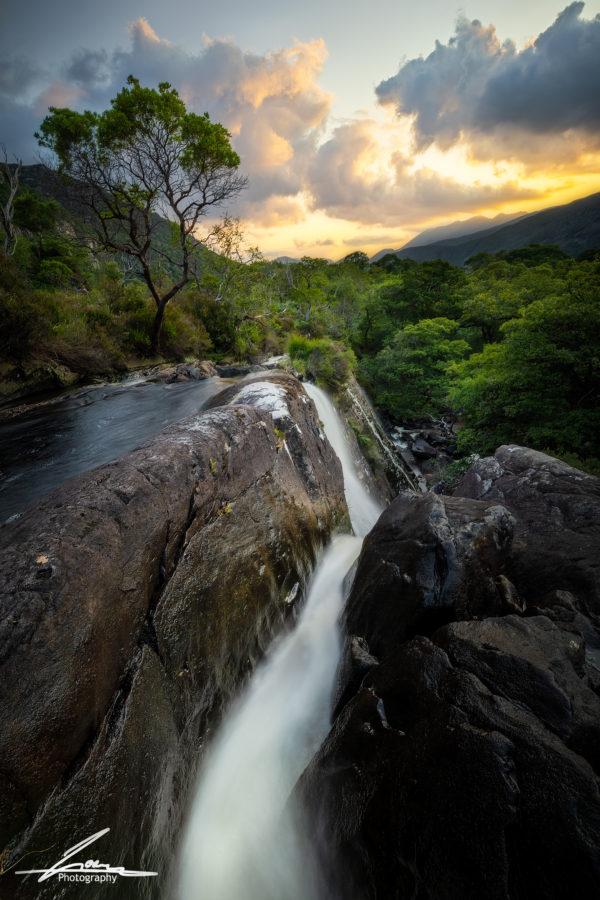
[401,211,526,250]
[373,192,600,265]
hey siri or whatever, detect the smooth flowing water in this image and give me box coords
[0,376,230,521]
[177,384,383,900]
[304,382,382,536]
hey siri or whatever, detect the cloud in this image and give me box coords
[0,55,44,100]
[306,119,539,226]
[35,81,87,116]
[49,20,331,225]
[2,9,597,242]
[376,2,600,159]
[66,49,110,88]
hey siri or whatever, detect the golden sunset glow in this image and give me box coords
[3,2,600,259]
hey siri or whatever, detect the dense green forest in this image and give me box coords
[1,165,599,474]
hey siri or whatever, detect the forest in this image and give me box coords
[1,174,599,474]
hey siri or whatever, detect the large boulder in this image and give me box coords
[0,373,347,899]
[297,446,600,900]
[454,444,600,615]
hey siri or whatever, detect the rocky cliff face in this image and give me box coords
[297,446,600,900]
[0,373,347,899]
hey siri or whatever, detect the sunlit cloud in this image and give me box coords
[0,6,599,257]
[34,81,88,116]
[305,114,541,227]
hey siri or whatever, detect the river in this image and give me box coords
[0,376,233,522]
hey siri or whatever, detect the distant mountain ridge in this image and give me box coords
[371,192,600,265]
[401,211,526,250]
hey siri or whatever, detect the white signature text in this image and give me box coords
[16,828,157,884]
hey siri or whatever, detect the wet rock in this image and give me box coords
[146,359,218,383]
[332,635,379,720]
[261,354,289,369]
[344,491,515,660]
[411,437,437,458]
[0,360,81,403]
[297,447,600,900]
[0,373,347,899]
[214,363,265,377]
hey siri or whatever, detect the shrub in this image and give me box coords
[288,334,356,392]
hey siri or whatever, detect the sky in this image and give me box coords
[1,0,600,258]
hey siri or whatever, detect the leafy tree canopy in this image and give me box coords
[449,290,600,457]
[36,75,246,352]
[363,317,470,419]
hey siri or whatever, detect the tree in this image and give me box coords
[448,289,600,457]
[363,317,469,419]
[339,250,369,269]
[0,144,22,255]
[36,76,246,353]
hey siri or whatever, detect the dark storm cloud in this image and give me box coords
[0,55,44,99]
[65,49,111,87]
[477,3,600,133]
[376,2,600,149]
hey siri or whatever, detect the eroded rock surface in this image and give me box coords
[0,373,347,898]
[297,446,600,900]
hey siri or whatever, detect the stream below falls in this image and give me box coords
[176,383,383,900]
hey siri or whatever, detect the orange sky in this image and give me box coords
[2,2,599,259]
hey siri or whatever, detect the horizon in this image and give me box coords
[2,1,599,258]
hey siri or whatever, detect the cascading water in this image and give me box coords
[303,383,383,536]
[176,383,383,900]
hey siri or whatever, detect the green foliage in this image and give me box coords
[288,334,356,391]
[13,190,60,234]
[3,156,599,479]
[353,258,467,355]
[0,254,50,360]
[449,289,600,458]
[37,258,74,287]
[439,455,479,492]
[36,75,245,352]
[363,318,469,418]
[339,251,369,269]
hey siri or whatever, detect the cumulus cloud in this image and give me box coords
[376,2,600,158]
[66,49,110,88]
[0,55,44,100]
[306,119,539,226]
[2,8,597,241]
[35,81,87,116]
[43,19,331,225]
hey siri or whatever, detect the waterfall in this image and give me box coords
[303,383,382,537]
[176,383,383,900]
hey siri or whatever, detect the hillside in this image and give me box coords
[15,163,216,277]
[372,192,600,265]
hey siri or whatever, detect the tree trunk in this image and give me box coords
[150,302,167,356]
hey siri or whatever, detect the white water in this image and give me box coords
[304,382,382,537]
[177,383,383,900]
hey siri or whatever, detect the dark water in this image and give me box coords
[0,376,231,522]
